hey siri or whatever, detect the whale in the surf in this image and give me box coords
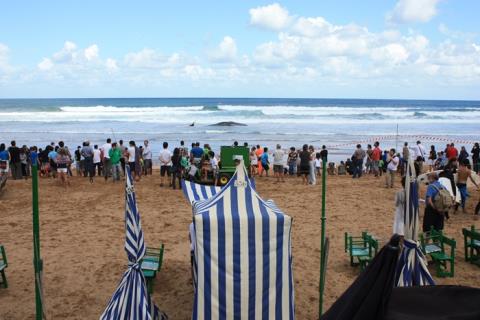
[209,121,247,127]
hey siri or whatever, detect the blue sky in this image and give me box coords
[0,0,479,99]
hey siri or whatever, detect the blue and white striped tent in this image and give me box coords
[100,166,167,320]
[182,180,221,203]
[181,177,256,204]
[395,160,435,287]
[190,164,295,319]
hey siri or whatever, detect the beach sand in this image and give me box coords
[0,172,479,319]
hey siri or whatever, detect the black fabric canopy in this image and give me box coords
[321,235,480,320]
[385,285,480,320]
[321,235,401,320]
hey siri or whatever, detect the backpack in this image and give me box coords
[431,184,453,213]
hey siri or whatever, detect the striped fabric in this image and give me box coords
[191,164,295,319]
[182,180,222,203]
[100,166,168,320]
[181,177,256,204]
[395,160,435,287]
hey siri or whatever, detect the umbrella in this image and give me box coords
[100,166,167,320]
[395,159,434,287]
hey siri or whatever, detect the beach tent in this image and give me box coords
[100,167,167,320]
[181,180,221,203]
[181,176,255,204]
[189,164,294,319]
[395,160,434,286]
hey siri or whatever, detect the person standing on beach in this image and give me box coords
[56,147,71,187]
[352,144,366,179]
[249,146,258,176]
[366,144,373,174]
[385,149,399,188]
[260,147,269,177]
[74,146,82,176]
[308,145,316,185]
[371,142,382,177]
[287,147,297,176]
[456,159,479,214]
[109,142,122,182]
[0,143,10,175]
[427,145,437,172]
[471,142,479,174]
[159,142,172,187]
[446,143,458,161]
[101,138,112,181]
[48,146,58,179]
[125,141,137,180]
[143,140,152,176]
[255,145,264,176]
[412,141,426,174]
[119,140,126,176]
[171,147,182,190]
[93,145,102,176]
[423,173,446,232]
[8,141,22,180]
[298,144,310,185]
[273,144,285,183]
[458,146,469,164]
[81,141,94,183]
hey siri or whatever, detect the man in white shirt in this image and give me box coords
[385,149,399,188]
[159,142,172,187]
[273,144,285,183]
[127,141,138,180]
[412,140,426,174]
[143,140,152,176]
[93,145,102,177]
[101,138,112,181]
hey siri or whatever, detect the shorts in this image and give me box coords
[160,165,171,177]
[57,168,68,173]
[273,165,283,173]
[129,162,135,172]
[144,159,152,169]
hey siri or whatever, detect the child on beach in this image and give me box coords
[315,153,322,177]
[260,147,269,177]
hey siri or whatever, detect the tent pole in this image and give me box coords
[31,153,43,320]
[319,157,327,317]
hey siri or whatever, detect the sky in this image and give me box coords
[0,0,479,99]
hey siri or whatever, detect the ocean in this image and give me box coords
[0,98,479,161]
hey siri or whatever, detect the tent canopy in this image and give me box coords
[190,164,294,319]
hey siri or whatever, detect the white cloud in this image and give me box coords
[0,43,12,72]
[249,3,292,31]
[105,58,118,71]
[387,0,440,24]
[371,43,410,65]
[208,36,238,62]
[84,44,99,61]
[37,58,54,71]
[52,41,78,62]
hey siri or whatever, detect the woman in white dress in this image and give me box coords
[393,176,406,237]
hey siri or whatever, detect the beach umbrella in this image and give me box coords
[100,166,167,320]
[395,160,434,286]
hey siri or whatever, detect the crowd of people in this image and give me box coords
[1,139,479,224]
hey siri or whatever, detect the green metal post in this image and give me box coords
[31,153,43,320]
[319,158,327,318]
